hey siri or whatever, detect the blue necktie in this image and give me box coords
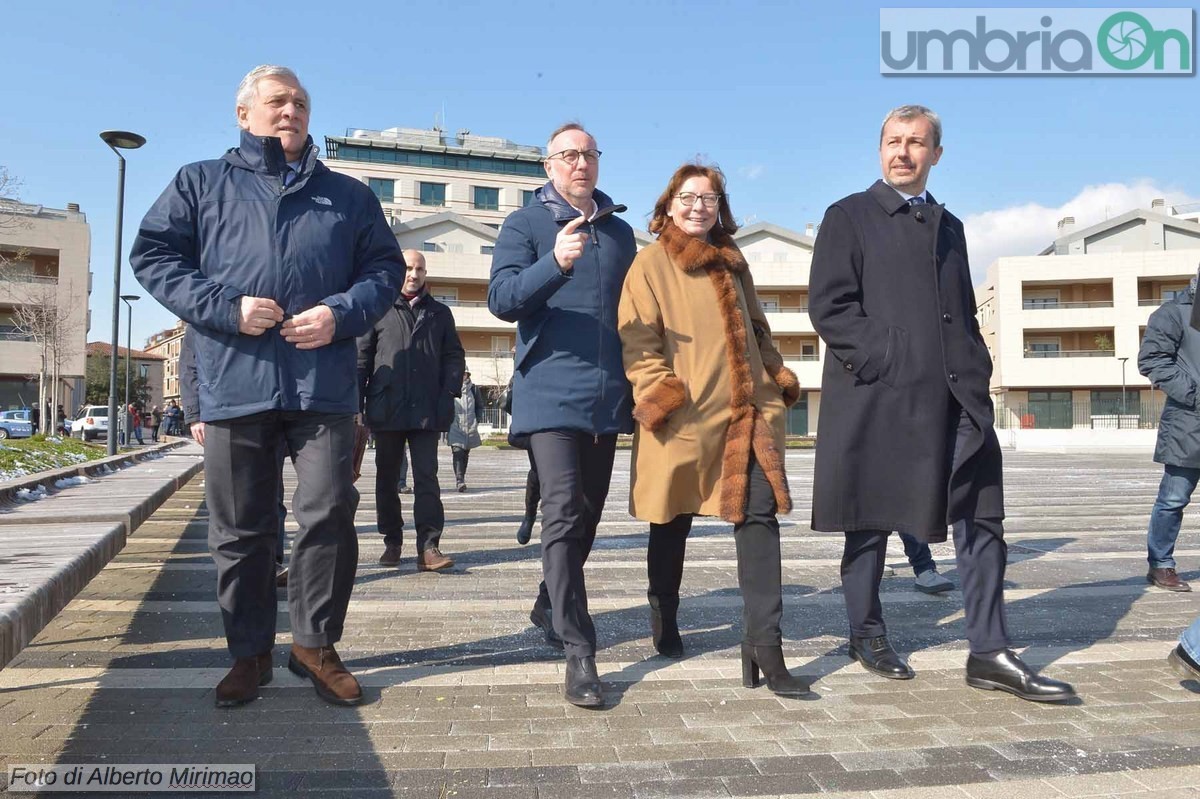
[283,167,295,187]
[908,196,925,206]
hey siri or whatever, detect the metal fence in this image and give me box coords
[994,398,1164,430]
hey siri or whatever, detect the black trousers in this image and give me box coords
[375,429,442,552]
[205,411,359,657]
[528,431,618,658]
[841,406,1010,654]
[648,458,785,646]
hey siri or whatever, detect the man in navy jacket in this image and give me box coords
[131,65,404,708]
[489,123,635,707]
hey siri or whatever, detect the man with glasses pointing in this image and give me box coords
[489,123,636,707]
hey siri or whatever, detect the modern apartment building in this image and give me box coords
[977,201,1200,429]
[0,200,91,414]
[323,126,825,432]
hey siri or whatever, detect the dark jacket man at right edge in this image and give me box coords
[809,105,1074,702]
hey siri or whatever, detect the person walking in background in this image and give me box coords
[358,248,464,573]
[489,122,636,707]
[900,532,954,593]
[1139,266,1200,593]
[448,370,485,492]
[129,404,145,445]
[619,162,809,697]
[808,104,1074,702]
[131,64,404,708]
[149,406,163,443]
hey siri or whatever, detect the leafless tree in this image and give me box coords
[10,279,81,434]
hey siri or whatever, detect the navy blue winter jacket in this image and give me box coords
[488,182,635,437]
[130,131,405,422]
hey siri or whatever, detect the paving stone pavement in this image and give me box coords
[2,445,1200,798]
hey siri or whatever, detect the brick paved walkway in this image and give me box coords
[2,446,1200,797]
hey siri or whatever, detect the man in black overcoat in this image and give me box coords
[808,105,1075,702]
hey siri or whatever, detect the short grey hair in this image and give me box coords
[880,105,941,149]
[545,122,592,154]
[236,65,309,116]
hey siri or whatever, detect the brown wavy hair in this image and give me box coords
[649,162,738,237]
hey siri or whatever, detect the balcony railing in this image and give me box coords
[0,273,58,285]
[797,353,820,361]
[437,299,489,308]
[763,306,809,313]
[1023,349,1114,358]
[1139,298,1168,306]
[995,399,1161,430]
[1022,300,1113,309]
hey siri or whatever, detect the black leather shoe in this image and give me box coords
[849,635,914,680]
[530,599,564,650]
[564,654,604,707]
[516,516,534,546]
[966,649,1076,702]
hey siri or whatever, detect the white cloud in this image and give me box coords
[963,180,1199,284]
[738,164,766,180]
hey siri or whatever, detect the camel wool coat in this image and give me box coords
[618,221,801,525]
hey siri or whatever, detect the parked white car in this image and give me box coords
[73,405,110,442]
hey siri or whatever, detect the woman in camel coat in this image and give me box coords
[618,163,807,697]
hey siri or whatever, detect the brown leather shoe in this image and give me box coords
[417,547,454,572]
[288,644,363,706]
[378,544,402,567]
[275,566,288,588]
[1149,568,1192,592]
[215,652,272,707]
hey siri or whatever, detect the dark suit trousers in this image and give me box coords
[375,430,443,552]
[841,406,1010,654]
[648,458,785,646]
[529,431,617,658]
[205,411,359,657]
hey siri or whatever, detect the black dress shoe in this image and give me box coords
[965,649,1076,702]
[849,635,914,680]
[529,600,564,650]
[564,654,604,707]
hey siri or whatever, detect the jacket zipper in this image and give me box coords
[592,219,604,439]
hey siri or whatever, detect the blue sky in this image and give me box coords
[3,0,1197,346]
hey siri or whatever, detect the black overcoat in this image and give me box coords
[808,180,1003,541]
[357,293,466,432]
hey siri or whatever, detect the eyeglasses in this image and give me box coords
[547,148,602,166]
[675,192,723,208]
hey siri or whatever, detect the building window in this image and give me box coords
[484,223,500,230]
[431,287,458,304]
[760,295,780,312]
[480,246,495,256]
[367,178,394,203]
[473,186,500,211]
[521,190,537,207]
[422,242,441,253]
[419,182,446,207]
[1090,389,1139,417]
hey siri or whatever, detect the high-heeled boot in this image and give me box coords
[648,594,683,659]
[741,643,811,697]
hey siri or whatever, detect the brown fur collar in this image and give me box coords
[699,246,792,523]
[658,220,747,274]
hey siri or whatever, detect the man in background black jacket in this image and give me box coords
[358,249,466,572]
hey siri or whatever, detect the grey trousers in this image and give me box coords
[529,431,618,658]
[205,411,359,657]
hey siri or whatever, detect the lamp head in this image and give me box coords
[100,131,147,150]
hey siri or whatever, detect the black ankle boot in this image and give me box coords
[648,594,683,659]
[741,643,811,697]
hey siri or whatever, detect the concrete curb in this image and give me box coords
[0,447,205,670]
[0,439,189,505]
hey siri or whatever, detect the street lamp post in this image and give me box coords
[121,294,140,445]
[100,130,147,455]
[1119,356,1129,429]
